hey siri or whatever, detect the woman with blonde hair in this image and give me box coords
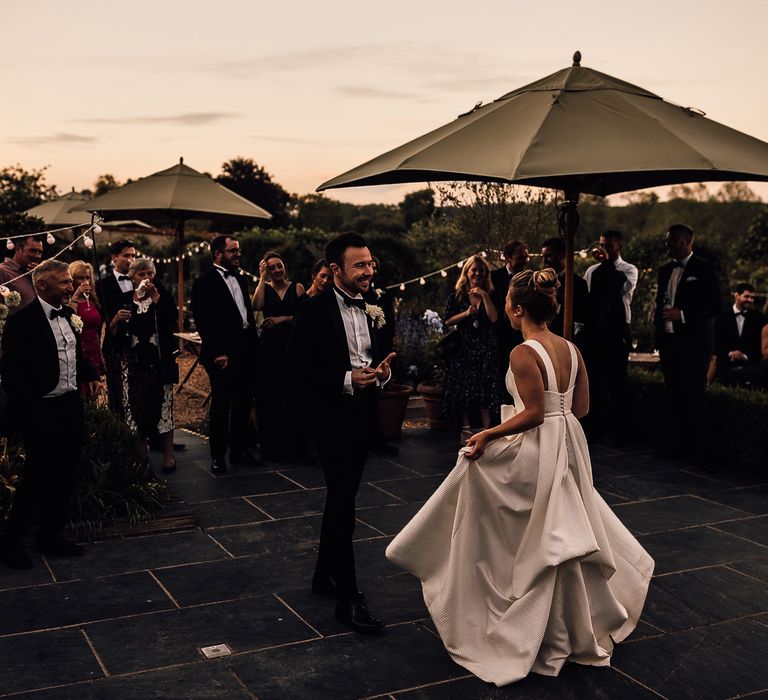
[440,254,499,443]
[68,260,105,393]
[387,268,653,686]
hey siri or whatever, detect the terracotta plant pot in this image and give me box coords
[416,380,451,432]
[378,383,415,439]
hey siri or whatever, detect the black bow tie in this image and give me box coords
[118,275,130,281]
[336,289,366,311]
[671,261,685,269]
[735,311,746,317]
[49,308,67,320]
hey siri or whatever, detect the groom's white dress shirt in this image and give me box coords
[39,297,78,397]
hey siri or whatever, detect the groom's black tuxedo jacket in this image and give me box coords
[1,298,97,406]
[714,308,764,367]
[654,255,722,353]
[288,288,383,435]
[191,267,259,365]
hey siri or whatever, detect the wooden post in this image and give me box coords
[176,220,185,331]
[561,190,580,341]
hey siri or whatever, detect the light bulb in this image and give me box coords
[46,233,55,245]
[419,277,426,285]
[399,283,406,291]
[456,260,463,268]
[83,236,94,248]
[440,270,447,277]
[6,239,14,250]
[93,225,102,235]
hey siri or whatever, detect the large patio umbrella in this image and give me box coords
[25,188,92,226]
[74,158,272,330]
[318,52,768,337]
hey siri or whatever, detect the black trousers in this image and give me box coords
[4,391,84,543]
[659,335,710,455]
[585,332,630,442]
[203,345,257,460]
[313,391,376,601]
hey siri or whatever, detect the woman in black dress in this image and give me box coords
[252,251,305,460]
[440,255,500,444]
[109,259,178,472]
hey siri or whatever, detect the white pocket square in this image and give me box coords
[685,276,698,282]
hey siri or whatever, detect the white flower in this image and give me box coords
[70,314,84,334]
[365,303,386,329]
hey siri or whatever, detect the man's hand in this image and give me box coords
[114,308,132,323]
[351,367,377,390]
[85,380,101,398]
[729,350,748,364]
[662,306,682,322]
[214,355,228,369]
[374,352,396,382]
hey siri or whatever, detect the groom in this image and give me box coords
[288,232,395,633]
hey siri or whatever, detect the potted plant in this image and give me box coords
[377,382,415,439]
[416,310,451,432]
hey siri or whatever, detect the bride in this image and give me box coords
[386,268,653,687]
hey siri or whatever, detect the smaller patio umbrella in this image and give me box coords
[74,158,272,330]
[25,189,92,226]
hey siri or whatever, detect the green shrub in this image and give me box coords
[626,368,768,473]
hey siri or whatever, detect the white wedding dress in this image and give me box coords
[386,339,654,687]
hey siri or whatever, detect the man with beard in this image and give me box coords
[288,232,395,634]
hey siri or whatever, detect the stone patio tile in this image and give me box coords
[610,495,750,535]
[371,475,447,503]
[590,452,681,478]
[710,514,768,546]
[638,525,768,575]
[392,664,660,699]
[173,471,299,504]
[207,513,380,558]
[192,497,269,529]
[155,550,317,607]
[277,462,419,490]
[45,530,228,581]
[0,629,103,695]
[613,618,768,700]
[0,571,173,636]
[356,502,425,536]
[698,484,768,515]
[85,595,317,674]
[729,557,768,583]
[10,661,251,699]
[229,622,465,699]
[642,566,768,632]
[595,469,729,501]
[0,551,53,591]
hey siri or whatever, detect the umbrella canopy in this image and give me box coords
[318,52,768,337]
[25,189,92,226]
[73,158,272,330]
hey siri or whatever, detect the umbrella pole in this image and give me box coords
[560,191,580,341]
[176,220,185,332]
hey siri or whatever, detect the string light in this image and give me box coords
[399,283,405,291]
[93,224,102,235]
[5,239,13,250]
[419,277,426,285]
[440,270,447,277]
[83,236,94,249]
[46,233,55,245]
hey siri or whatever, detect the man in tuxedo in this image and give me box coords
[582,230,638,443]
[654,224,723,457]
[97,239,137,413]
[0,236,43,313]
[288,232,395,634]
[490,240,528,402]
[541,237,590,342]
[191,235,261,474]
[713,283,765,388]
[0,260,100,569]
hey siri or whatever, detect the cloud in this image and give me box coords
[75,112,240,126]
[7,132,98,147]
[335,85,418,100]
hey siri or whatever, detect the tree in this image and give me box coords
[667,183,710,202]
[0,165,58,215]
[0,212,46,242]
[400,189,435,230]
[93,174,121,196]
[216,158,291,227]
[715,182,761,203]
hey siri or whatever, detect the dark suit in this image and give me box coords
[551,271,590,341]
[714,307,765,387]
[654,255,722,452]
[490,267,523,402]
[97,273,129,413]
[1,299,97,543]
[287,289,384,600]
[191,267,260,460]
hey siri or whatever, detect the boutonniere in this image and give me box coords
[685,276,698,282]
[364,303,386,329]
[69,314,84,334]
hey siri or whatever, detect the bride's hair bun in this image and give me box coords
[508,268,560,323]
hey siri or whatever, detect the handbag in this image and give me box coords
[438,330,463,358]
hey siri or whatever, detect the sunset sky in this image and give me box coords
[3,0,768,205]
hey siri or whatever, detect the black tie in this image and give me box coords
[336,288,366,311]
[671,261,684,269]
[735,311,745,317]
[49,308,67,320]
[118,275,130,281]
[219,269,231,279]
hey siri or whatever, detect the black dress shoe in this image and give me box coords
[35,536,84,557]
[0,540,33,569]
[335,595,385,634]
[210,457,228,475]
[311,575,338,597]
[229,450,263,467]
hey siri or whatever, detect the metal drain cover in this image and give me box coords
[200,644,232,658]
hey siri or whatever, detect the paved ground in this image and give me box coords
[0,428,767,699]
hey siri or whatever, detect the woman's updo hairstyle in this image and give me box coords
[509,268,560,323]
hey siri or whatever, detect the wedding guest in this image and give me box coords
[68,260,106,396]
[97,239,136,414]
[654,224,722,458]
[713,283,765,388]
[582,230,638,443]
[110,259,178,473]
[252,251,305,461]
[305,259,332,298]
[0,260,100,569]
[0,236,43,314]
[287,232,395,633]
[490,240,527,400]
[441,255,499,444]
[191,235,261,474]
[541,236,589,341]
